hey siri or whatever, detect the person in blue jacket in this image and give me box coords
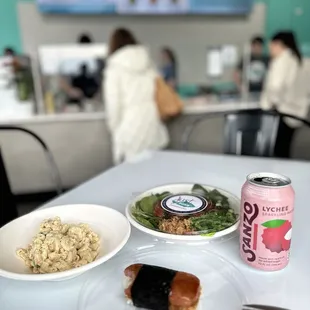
[160,47,178,89]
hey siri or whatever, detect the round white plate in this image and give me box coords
[0,204,131,281]
[126,183,240,243]
[78,244,250,310]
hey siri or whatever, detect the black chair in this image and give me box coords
[0,126,62,227]
[0,147,18,227]
[182,109,310,157]
[223,109,279,157]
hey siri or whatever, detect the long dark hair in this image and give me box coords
[162,47,177,67]
[108,28,138,56]
[272,31,302,64]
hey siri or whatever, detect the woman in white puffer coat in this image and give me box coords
[104,28,169,164]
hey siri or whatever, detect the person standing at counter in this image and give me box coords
[104,28,169,164]
[59,33,105,110]
[260,31,308,158]
[160,47,178,89]
[77,32,106,94]
[234,36,269,94]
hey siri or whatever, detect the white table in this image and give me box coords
[1,151,309,310]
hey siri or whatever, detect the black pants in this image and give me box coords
[274,118,296,158]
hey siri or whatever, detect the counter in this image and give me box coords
[0,97,260,125]
[0,89,33,121]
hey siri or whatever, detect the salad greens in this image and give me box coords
[132,192,171,229]
[192,184,230,209]
[131,184,237,235]
[190,209,236,233]
[136,195,158,214]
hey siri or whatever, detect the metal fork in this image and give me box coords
[243,305,290,310]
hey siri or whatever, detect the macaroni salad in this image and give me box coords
[16,217,100,274]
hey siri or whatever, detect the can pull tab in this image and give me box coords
[262,177,279,185]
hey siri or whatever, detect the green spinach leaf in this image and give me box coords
[155,192,171,200]
[192,184,230,209]
[132,208,161,230]
[137,195,158,214]
[192,184,209,198]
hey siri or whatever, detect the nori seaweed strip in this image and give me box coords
[131,264,177,310]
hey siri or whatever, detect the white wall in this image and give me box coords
[18,2,266,85]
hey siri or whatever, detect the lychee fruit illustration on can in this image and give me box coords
[261,220,292,253]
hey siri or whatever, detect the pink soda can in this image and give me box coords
[240,172,295,271]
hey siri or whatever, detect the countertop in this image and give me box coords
[0,96,259,125]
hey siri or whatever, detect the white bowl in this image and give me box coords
[0,204,131,281]
[126,183,240,243]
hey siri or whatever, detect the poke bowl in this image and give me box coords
[126,183,241,243]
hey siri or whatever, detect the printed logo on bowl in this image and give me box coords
[161,194,207,216]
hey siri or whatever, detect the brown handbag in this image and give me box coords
[155,77,183,121]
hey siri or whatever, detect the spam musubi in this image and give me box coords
[124,264,201,310]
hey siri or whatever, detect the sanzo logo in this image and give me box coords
[242,201,259,262]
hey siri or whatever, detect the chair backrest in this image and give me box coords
[0,125,62,226]
[0,126,62,195]
[0,148,18,227]
[223,110,279,157]
[182,108,310,157]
